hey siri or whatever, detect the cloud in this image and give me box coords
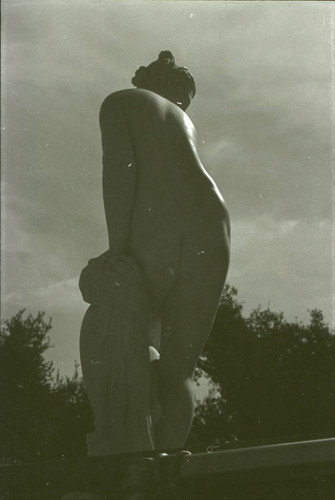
[2,0,333,375]
[229,215,332,324]
[4,277,81,312]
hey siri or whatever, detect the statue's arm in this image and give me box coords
[100,94,137,256]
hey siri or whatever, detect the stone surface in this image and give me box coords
[79,88,230,454]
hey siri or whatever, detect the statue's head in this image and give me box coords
[131,51,196,111]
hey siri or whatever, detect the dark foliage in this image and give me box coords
[187,286,335,450]
[1,286,334,463]
[0,311,93,464]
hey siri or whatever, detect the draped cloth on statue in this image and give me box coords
[79,251,159,456]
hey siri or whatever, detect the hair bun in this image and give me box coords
[131,51,196,99]
[131,66,149,88]
[158,50,175,64]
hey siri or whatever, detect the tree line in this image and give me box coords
[1,286,334,464]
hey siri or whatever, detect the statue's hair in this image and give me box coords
[131,50,196,97]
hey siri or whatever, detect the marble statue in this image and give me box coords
[79,51,230,456]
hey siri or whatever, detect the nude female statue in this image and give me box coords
[79,51,230,455]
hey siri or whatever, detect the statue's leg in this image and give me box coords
[154,215,229,450]
[154,280,224,450]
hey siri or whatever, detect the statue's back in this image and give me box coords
[100,89,229,300]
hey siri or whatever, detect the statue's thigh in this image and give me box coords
[159,281,223,382]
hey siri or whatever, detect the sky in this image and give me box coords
[2,0,334,378]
